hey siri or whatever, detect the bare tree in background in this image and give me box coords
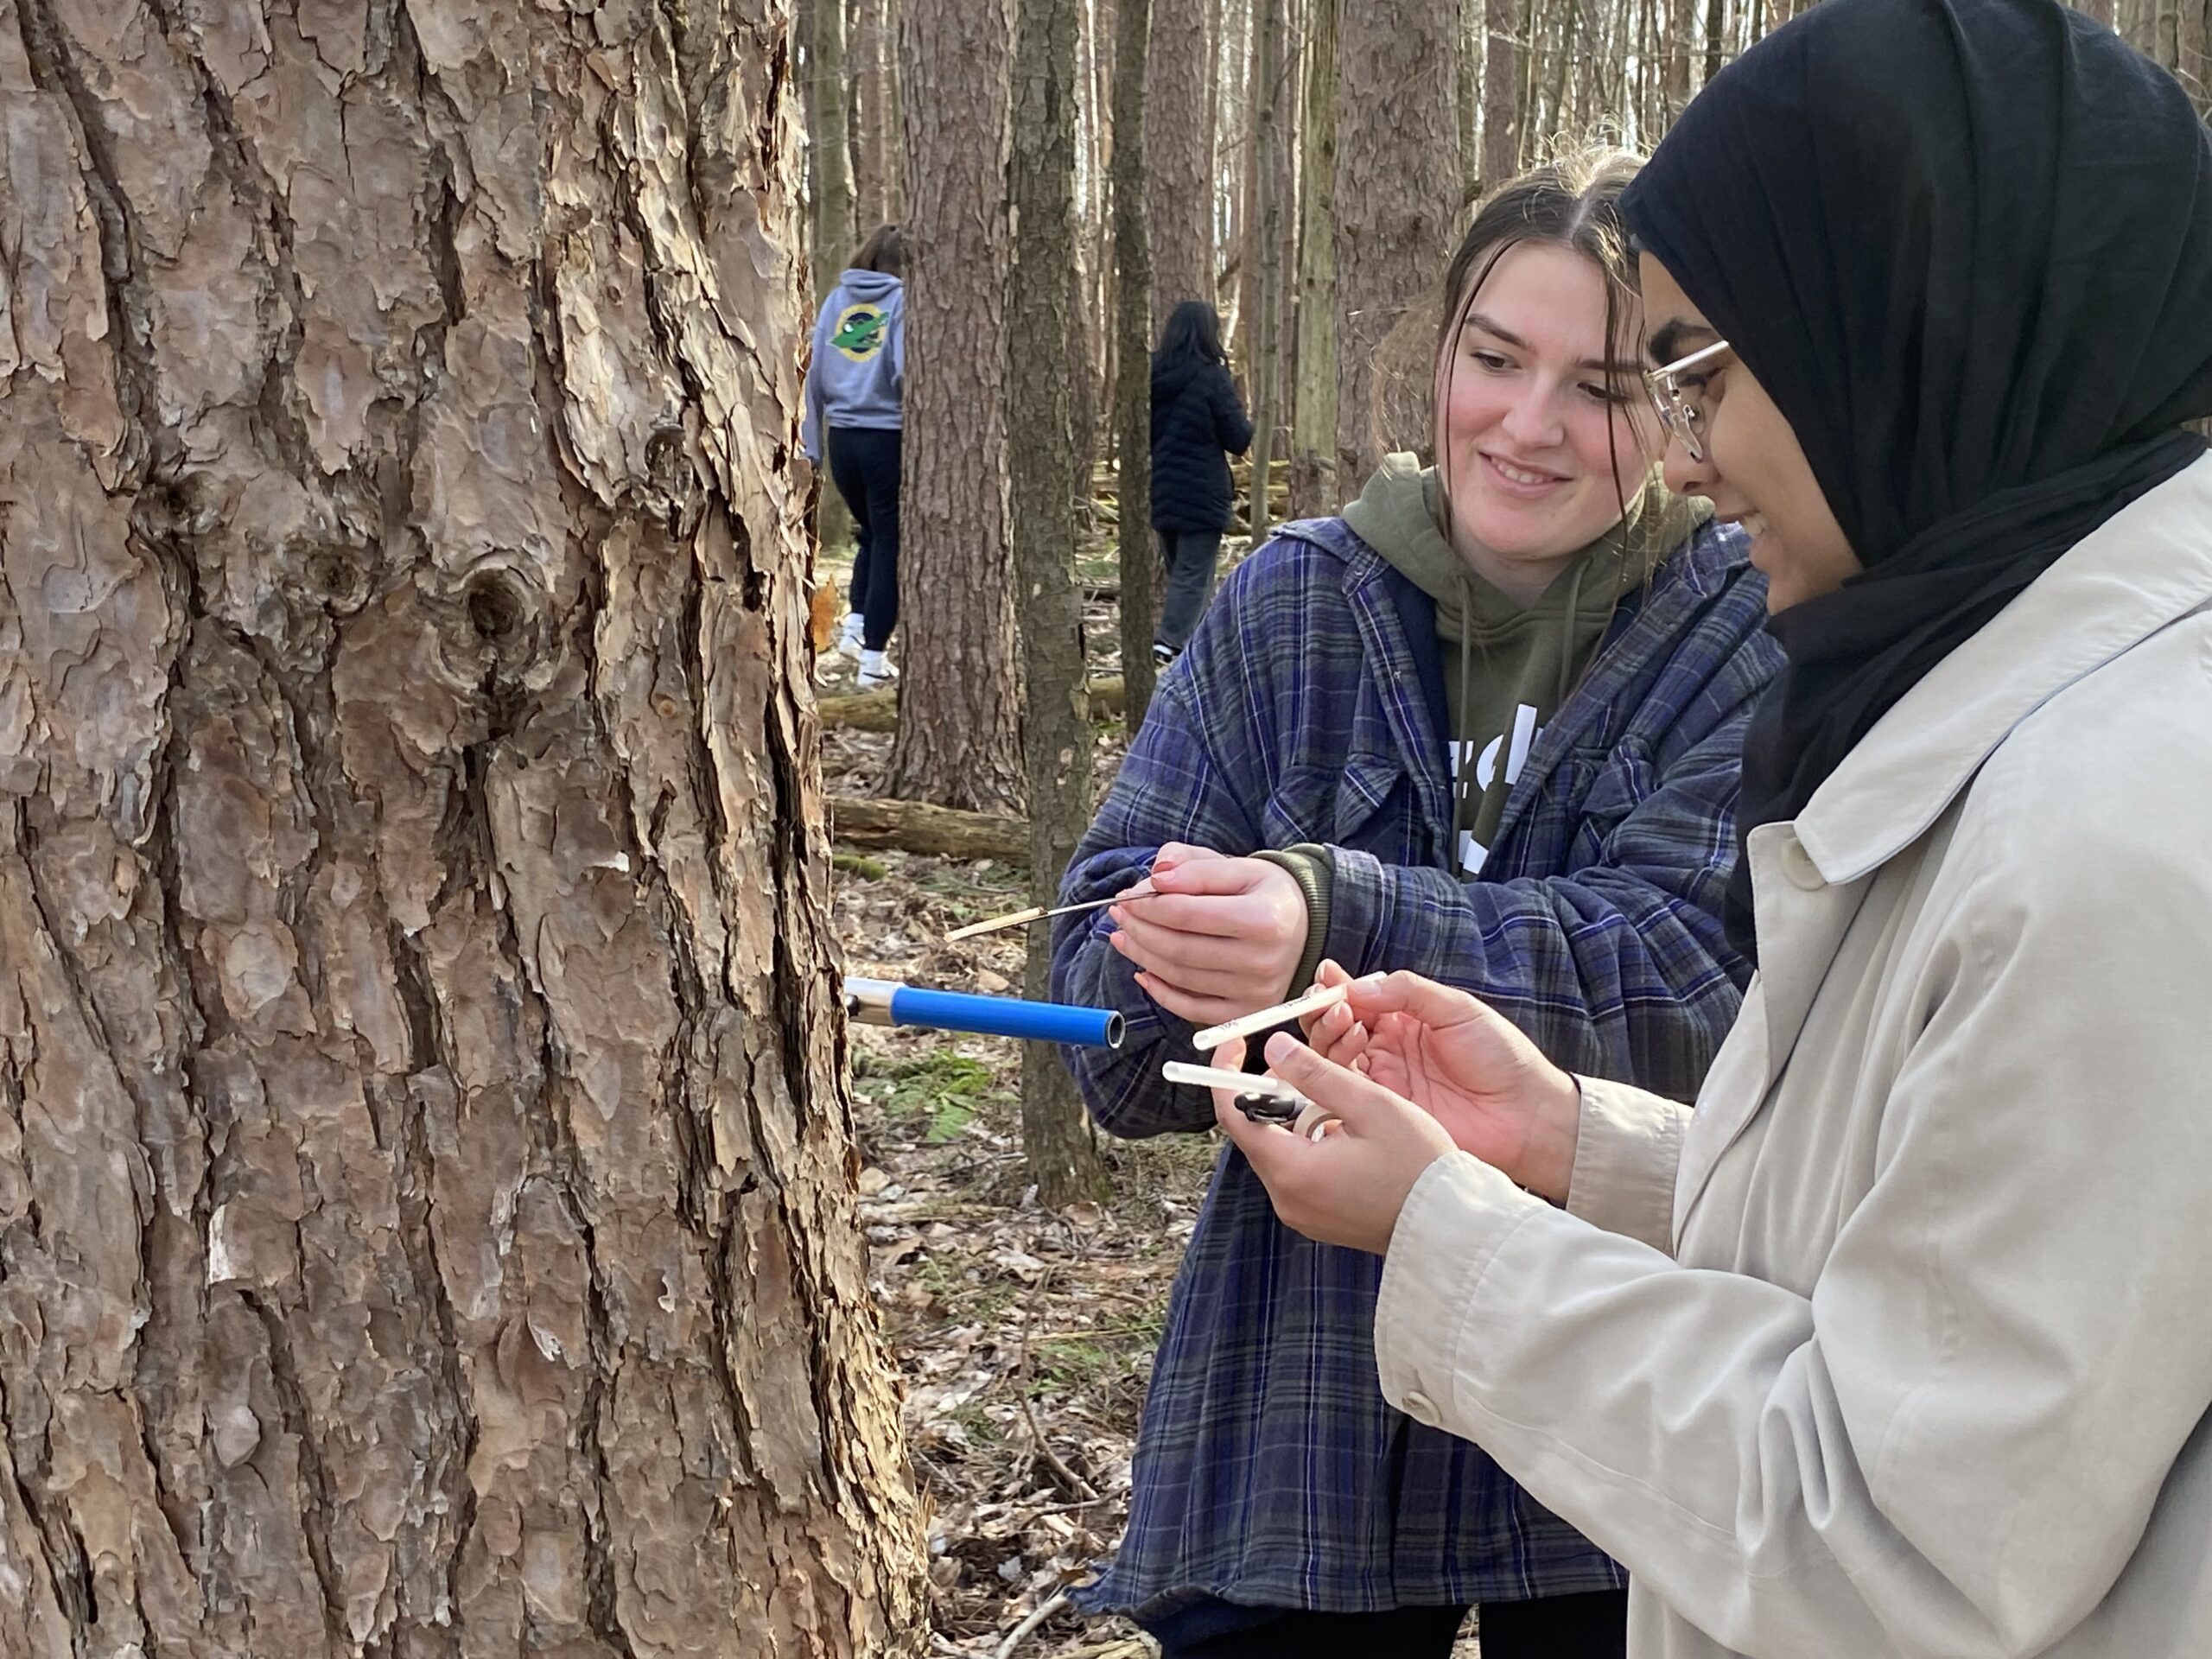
[1247,0,1292,542]
[889,0,1026,810]
[1011,0,1114,1205]
[1113,0,1161,729]
[805,0,860,298]
[0,2,926,1653]
[1335,0,1460,488]
[1287,0,1339,516]
[1484,0,1527,187]
[853,0,902,225]
[1147,0,1213,311]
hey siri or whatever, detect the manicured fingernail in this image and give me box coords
[1264,1031,1299,1065]
[1357,972,1388,988]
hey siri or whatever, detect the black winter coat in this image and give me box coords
[1148,359,1254,533]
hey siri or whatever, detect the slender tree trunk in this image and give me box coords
[0,3,926,1654]
[809,0,860,298]
[1146,0,1212,312]
[2181,0,2209,112]
[889,0,1025,809]
[1482,0,1522,192]
[1704,0,1728,92]
[1287,0,1339,517]
[853,0,896,226]
[1459,0,1484,205]
[1249,0,1289,543]
[1335,0,1459,490]
[1664,0,1698,121]
[1113,0,1160,729]
[1011,0,1112,1207]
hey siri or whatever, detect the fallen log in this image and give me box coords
[827,796,1030,861]
[820,675,1128,734]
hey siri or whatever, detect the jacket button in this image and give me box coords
[1402,1390,1440,1427]
[1781,838,1825,892]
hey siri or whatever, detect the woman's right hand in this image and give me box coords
[1300,961,1584,1203]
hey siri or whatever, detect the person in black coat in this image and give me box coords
[1148,301,1255,661]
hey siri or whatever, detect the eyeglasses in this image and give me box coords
[1644,340,1733,463]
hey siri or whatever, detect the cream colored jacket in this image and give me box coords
[1375,454,2212,1659]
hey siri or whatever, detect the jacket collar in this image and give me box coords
[1795,453,2212,887]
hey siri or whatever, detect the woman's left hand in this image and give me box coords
[1108,842,1309,1027]
[1210,1031,1459,1255]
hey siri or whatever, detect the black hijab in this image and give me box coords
[1622,0,2212,963]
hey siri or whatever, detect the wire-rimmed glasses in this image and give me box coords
[1644,340,1734,463]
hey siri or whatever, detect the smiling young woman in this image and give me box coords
[1047,144,1785,1659]
[1217,3,2212,1657]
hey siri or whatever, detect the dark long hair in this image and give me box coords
[1153,299,1228,372]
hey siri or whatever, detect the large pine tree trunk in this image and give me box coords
[887,0,1024,810]
[1334,0,1459,491]
[0,3,925,1653]
[1145,0,1212,312]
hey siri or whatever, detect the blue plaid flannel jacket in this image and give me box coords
[1052,512,1781,1620]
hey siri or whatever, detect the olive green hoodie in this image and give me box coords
[1260,454,1703,992]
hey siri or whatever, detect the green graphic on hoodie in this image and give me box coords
[831,303,889,362]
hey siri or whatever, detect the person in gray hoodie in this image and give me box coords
[803,224,907,690]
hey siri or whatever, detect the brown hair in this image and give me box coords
[1410,140,1672,600]
[851,222,906,276]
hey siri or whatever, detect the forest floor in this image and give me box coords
[816,536,1482,1656]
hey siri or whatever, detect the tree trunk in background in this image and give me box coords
[1010,0,1113,1207]
[1287,0,1338,517]
[1483,0,1523,189]
[853,0,899,226]
[1459,0,1484,204]
[0,3,926,1654]
[808,0,859,298]
[1664,0,1699,120]
[1113,0,1160,730]
[1336,0,1459,489]
[1146,0,1212,312]
[1249,0,1289,543]
[1704,0,1729,84]
[889,0,1025,810]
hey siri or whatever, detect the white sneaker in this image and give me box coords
[857,649,899,690]
[837,612,866,661]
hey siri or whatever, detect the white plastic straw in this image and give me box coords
[1160,1061,1312,1105]
[1189,982,1349,1052]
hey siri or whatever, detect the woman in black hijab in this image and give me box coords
[1196,3,2212,1656]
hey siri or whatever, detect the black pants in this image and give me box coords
[827,424,901,651]
[1154,1589,1629,1658]
[1155,529,1224,654]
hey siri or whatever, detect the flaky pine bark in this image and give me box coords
[1010,0,1111,1207]
[1145,0,1211,312]
[1335,0,1459,490]
[0,2,925,1655]
[1287,0,1338,518]
[887,0,1024,809]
